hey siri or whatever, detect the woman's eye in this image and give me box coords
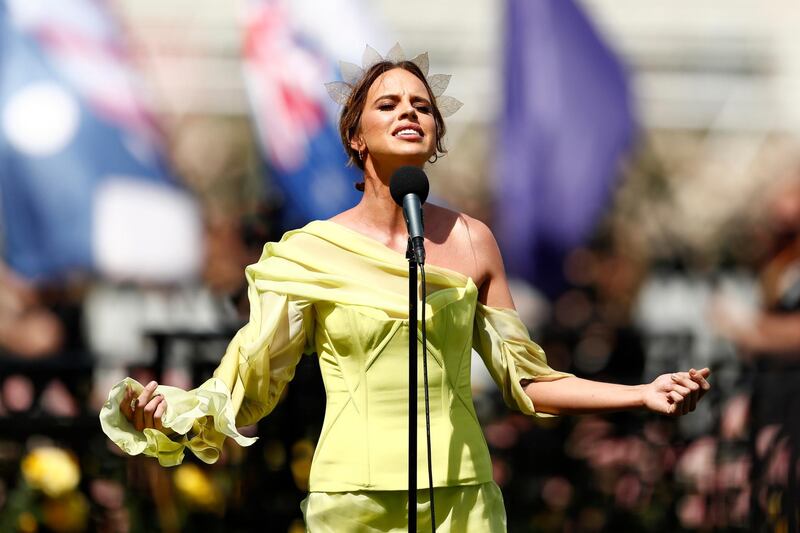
[416,105,431,113]
[379,103,394,111]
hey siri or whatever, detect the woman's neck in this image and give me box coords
[353,159,424,241]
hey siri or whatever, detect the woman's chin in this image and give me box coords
[376,148,433,165]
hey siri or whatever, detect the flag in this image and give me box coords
[496,0,636,295]
[0,0,201,283]
[241,0,372,231]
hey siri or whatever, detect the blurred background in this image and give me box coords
[1,0,799,531]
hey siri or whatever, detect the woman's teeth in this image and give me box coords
[396,129,420,137]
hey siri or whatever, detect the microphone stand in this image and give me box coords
[406,238,418,533]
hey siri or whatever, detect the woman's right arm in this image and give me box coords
[100,290,314,466]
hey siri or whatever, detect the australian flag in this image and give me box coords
[0,0,201,283]
[241,0,363,231]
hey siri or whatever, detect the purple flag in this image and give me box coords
[496,0,635,295]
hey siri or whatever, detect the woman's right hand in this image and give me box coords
[121,380,167,432]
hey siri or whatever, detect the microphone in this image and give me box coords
[390,166,429,265]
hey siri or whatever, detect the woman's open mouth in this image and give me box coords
[392,125,423,140]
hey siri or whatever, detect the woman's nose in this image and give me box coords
[399,103,418,120]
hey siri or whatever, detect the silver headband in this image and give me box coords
[324,43,463,118]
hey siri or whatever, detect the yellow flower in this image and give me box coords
[290,439,315,491]
[21,447,80,498]
[42,492,89,533]
[173,463,221,510]
[263,439,286,471]
[287,519,305,533]
[17,512,38,533]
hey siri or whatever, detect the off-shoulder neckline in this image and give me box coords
[306,219,475,289]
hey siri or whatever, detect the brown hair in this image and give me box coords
[337,60,448,191]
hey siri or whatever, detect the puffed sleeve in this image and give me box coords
[99,267,315,467]
[473,302,572,417]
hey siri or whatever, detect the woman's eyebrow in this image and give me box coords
[373,94,431,104]
[374,94,400,102]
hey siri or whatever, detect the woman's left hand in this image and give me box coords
[642,368,711,416]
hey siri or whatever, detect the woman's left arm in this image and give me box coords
[523,370,710,416]
[467,216,711,417]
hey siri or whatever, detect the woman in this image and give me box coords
[712,176,800,530]
[101,47,711,531]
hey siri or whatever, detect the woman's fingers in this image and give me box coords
[153,396,167,432]
[120,386,134,422]
[683,393,694,415]
[134,399,144,431]
[668,390,683,406]
[669,381,692,397]
[690,368,712,398]
[133,381,158,431]
[649,368,711,417]
[672,372,700,392]
[671,372,700,411]
[665,393,682,416]
[143,395,163,431]
[680,368,709,413]
[119,381,169,431]
[136,380,158,407]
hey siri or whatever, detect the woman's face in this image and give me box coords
[352,68,437,167]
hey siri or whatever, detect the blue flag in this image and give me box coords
[0,0,201,283]
[496,0,636,295]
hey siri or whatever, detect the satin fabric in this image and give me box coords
[99,220,571,521]
[301,482,507,532]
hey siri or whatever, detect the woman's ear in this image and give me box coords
[350,135,364,153]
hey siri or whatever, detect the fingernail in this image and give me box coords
[148,381,157,388]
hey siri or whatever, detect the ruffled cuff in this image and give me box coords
[474,303,573,417]
[99,377,257,467]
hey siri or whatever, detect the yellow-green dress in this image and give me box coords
[100,220,571,532]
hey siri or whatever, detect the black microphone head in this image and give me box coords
[389,166,429,207]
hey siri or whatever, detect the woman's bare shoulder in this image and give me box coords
[427,205,496,250]
[429,206,513,307]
